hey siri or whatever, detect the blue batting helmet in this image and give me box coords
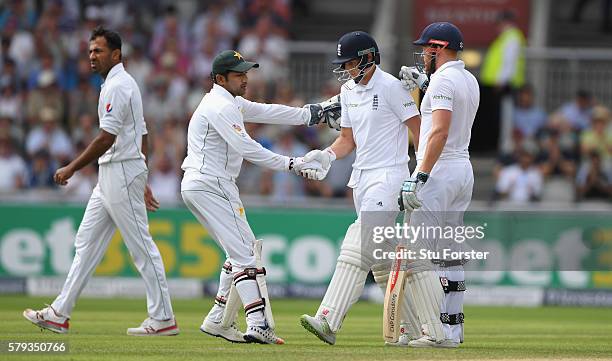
[414,22,464,51]
[332,31,380,65]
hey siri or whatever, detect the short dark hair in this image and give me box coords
[89,26,122,52]
[211,71,229,84]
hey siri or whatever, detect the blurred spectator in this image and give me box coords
[68,75,98,128]
[157,50,189,102]
[270,128,308,200]
[150,5,189,60]
[25,70,64,127]
[513,84,547,138]
[0,116,23,145]
[241,0,290,33]
[149,154,180,204]
[555,90,594,131]
[580,105,612,162]
[495,148,543,203]
[71,113,97,146]
[145,76,184,128]
[26,149,56,188]
[0,82,21,124]
[0,58,21,92]
[576,151,612,200]
[192,2,238,53]
[152,120,185,168]
[537,129,577,179]
[190,37,216,82]
[125,44,152,91]
[238,15,288,82]
[6,26,35,78]
[0,135,27,192]
[25,107,73,164]
[27,51,59,89]
[0,0,38,32]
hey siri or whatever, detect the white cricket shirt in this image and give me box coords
[340,66,420,170]
[181,84,309,180]
[98,63,148,164]
[417,60,479,161]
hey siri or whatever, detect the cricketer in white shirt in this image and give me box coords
[299,62,421,338]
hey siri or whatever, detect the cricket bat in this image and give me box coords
[382,245,408,343]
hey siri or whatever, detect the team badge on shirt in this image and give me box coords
[106,103,112,112]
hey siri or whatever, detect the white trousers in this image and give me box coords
[52,159,174,321]
[410,158,473,342]
[181,171,256,271]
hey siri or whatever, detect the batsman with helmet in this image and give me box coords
[397,22,479,348]
[298,31,421,345]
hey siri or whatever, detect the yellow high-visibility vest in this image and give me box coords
[480,27,526,88]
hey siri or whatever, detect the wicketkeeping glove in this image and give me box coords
[304,94,342,131]
[398,171,429,211]
[399,66,429,92]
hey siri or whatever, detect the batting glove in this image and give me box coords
[399,66,429,92]
[398,171,429,211]
[299,147,336,180]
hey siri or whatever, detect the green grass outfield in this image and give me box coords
[1,295,612,361]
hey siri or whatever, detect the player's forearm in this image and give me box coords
[68,131,115,173]
[418,130,447,174]
[406,115,421,151]
[330,135,355,159]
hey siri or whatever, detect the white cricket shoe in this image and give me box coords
[127,317,179,336]
[23,305,69,334]
[200,317,246,343]
[408,335,459,348]
[243,325,285,344]
[385,333,416,347]
[299,314,336,345]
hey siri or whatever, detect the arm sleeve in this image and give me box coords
[236,96,309,125]
[387,79,420,122]
[99,84,131,135]
[213,105,290,171]
[340,91,351,128]
[428,76,455,112]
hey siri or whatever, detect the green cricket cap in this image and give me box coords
[212,50,259,75]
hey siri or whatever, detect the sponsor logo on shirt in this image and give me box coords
[346,103,360,108]
[433,94,453,101]
[403,101,415,108]
[106,103,112,112]
[372,94,379,110]
[232,124,246,137]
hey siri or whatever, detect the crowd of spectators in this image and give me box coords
[1,1,610,207]
[493,86,612,203]
[0,0,349,204]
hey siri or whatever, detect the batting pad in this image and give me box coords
[317,261,368,333]
[406,270,445,341]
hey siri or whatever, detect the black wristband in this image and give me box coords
[288,157,295,171]
[416,171,429,183]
